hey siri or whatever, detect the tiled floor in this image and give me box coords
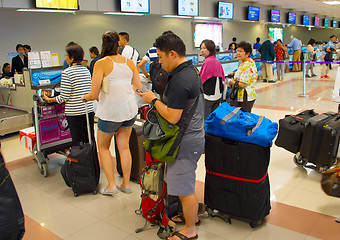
[2,65,340,240]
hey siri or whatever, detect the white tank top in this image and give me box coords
[96,57,138,122]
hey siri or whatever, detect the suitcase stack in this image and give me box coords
[298,112,340,171]
[115,120,146,182]
[204,103,277,228]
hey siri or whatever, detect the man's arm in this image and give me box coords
[137,58,150,79]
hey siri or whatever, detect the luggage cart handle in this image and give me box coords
[84,102,92,145]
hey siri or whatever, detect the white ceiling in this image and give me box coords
[241,0,340,18]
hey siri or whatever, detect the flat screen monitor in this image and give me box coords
[35,0,78,10]
[120,0,150,13]
[178,0,199,17]
[248,6,260,21]
[30,66,63,90]
[218,2,233,19]
[314,17,320,27]
[139,62,150,73]
[325,18,329,27]
[216,52,233,62]
[288,12,296,24]
[270,9,280,22]
[303,15,309,25]
[186,54,199,65]
[221,61,239,75]
[193,23,223,48]
[333,20,337,28]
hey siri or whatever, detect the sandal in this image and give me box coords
[166,231,198,240]
[171,215,201,226]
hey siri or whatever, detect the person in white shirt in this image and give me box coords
[118,32,139,66]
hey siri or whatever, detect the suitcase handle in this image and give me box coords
[84,102,92,145]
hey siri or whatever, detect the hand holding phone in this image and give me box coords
[135,89,144,93]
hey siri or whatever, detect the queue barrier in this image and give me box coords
[254,59,340,98]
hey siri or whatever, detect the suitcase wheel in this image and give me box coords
[93,190,98,195]
[293,152,307,167]
[207,207,214,217]
[74,192,79,197]
[250,220,263,228]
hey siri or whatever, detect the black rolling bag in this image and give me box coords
[61,102,100,197]
[299,112,340,170]
[115,120,146,182]
[275,110,318,153]
[204,133,271,228]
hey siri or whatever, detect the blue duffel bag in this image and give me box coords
[205,102,278,147]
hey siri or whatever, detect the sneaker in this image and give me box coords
[321,75,325,78]
[99,187,118,196]
[336,217,340,223]
[324,75,330,78]
[116,185,132,194]
[311,74,317,77]
[263,79,267,82]
[268,80,276,83]
[305,74,311,78]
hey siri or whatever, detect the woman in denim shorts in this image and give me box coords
[82,31,142,196]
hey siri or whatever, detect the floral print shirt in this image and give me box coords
[234,58,258,102]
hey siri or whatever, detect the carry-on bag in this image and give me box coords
[204,133,271,228]
[321,165,340,197]
[205,102,278,147]
[299,112,340,170]
[0,148,25,240]
[275,109,318,154]
[60,102,100,197]
[115,119,146,182]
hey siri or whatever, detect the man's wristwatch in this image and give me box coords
[150,98,158,107]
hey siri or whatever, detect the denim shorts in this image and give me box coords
[97,115,137,135]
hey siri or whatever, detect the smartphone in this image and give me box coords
[135,89,144,93]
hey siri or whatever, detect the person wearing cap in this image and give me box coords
[287,35,302,72]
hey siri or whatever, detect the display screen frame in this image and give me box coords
[30,66,64,90]
[217,1,234,20]
[35,0,79,10]
[333,20,338,28]
[120,0,150,13]
[193,22,223,49]
[270,9,280,22]
[288,12,296,24]
[247,6,260,21]
[178,0,199,17]
[314,16,320,27]
[324,18,329,27]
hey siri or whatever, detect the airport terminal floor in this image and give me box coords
[2,65,340,240]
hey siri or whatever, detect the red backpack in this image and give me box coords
[135,153,175,238]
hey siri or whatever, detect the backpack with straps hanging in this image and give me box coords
[149,58,169,97]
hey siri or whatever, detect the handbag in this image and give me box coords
[143,89,200,163]
[101,76,109,94]
[321,165,340,197]
[226,81,239,107]
[324,51,333,62]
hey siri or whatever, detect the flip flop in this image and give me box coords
[171,215,201,226]
[166,231,198,240]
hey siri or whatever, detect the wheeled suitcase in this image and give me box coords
[275,110,318,153]
[115,119,146,182]
[299,112,340,170]
[204,133,271,228]
[60,102,100,197]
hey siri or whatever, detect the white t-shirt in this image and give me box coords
[120,45,139,66]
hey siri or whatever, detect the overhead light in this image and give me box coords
[17,9,76,13]
[103,12,144,16]
[162,15,192,19]
[323,1,340,5]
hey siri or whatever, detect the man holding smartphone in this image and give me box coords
[137,32,204,240]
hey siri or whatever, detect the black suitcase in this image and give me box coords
[298,112,340,170]
[0,150,25,240]
[60,103,100,197]
[275,110,318,153]
[115,120,146,182]
[204,133,271,228]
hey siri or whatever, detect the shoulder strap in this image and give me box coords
[167,70,201,156]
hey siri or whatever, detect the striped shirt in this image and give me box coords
[55,66,94,116]
[142,47,158,63]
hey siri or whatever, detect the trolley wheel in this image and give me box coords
[40,163,48,177]
[93,190,98,195]
[318,165,329,173]
[294,152,307,167]
[250,220,262,228]
[74,192,79,197]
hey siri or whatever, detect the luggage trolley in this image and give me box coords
[28,66,73,177]
[32,94,73,177]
